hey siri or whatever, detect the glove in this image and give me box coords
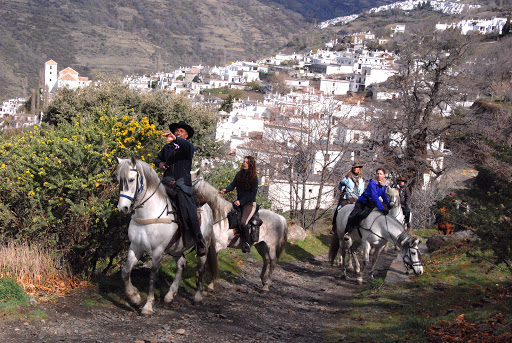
[381,209,389,216]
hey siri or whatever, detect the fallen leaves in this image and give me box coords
[425,313,511,342]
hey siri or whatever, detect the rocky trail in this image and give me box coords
[0,249,401,343]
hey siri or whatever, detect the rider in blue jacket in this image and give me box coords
[345,168,390,238]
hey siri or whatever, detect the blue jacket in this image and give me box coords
[358,179,390,211]
[340,175,365,200]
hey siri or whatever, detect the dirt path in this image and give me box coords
[0,250,397,343]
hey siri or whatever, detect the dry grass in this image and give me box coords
[0,241,82,296]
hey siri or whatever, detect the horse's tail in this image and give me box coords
[328,230,340,265]
[207,233,219,283]
[275,217,288,261]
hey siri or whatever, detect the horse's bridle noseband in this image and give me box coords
[119,167,144,204]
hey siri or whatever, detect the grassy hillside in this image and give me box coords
[0,0,389,101]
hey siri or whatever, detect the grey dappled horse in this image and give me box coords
[192,170,288,292]
[329,204,423,284]
[116,157,219,315]
[332,187,405,266]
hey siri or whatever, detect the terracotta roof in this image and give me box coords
[59,67,79,77]
[59,74,79,81]
[45,60,57,65]
[78,77,89,82]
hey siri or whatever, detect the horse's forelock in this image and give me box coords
[117,158,163,195]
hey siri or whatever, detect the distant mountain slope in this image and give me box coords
[260,0,392,21]
[0,0,386,100]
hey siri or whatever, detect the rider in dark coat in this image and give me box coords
[397,177,411,228]
[154,121,206,256]
[345,168,390,239]
[220,156,259,253]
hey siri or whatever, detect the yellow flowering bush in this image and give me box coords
[0,81,220,275]
[0,108,162,274]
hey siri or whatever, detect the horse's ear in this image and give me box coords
[116,157,122,164]
[413,238,421,246]
[191,168,200,180]
[130,156,137,166]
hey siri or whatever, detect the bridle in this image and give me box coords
[119,167,144,204]
[118,164,173,221]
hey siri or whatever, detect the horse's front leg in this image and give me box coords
[122,245,142,306]
[141,248,164,316]
[340,238,349,280]
[164,255,186,304]
[255,243,271,292]
[263,247,280,293]
[194,254,207,303]
[358,241,371,285]
[368,244,386,279]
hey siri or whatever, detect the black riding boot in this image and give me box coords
[241,224,251,253]
[195,235,207,257]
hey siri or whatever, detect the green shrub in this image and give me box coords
[0,277,27,307]
[0,82,220,276]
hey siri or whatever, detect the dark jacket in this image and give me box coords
[398,184,411,206]
[154,137,195,186]
[224,170,258,207]
[358,179,390,211]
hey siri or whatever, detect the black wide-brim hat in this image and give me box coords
[351,162,363,168]
[169,121,194,139]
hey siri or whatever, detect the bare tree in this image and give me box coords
[239,95,365,229]
[369,30,474,188]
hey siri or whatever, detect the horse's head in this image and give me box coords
[387,187,400,208]
[116,156,143,214]
[191,168,202,185]
[401,237,423,275]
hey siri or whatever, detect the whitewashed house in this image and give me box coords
[320,79,350,95]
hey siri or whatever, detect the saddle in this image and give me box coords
[227,205,262,242]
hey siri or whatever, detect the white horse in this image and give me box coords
[387,188,405,225]
[332,190,404,266]
[192,170,288,293]
[329,204,423,284]
[116,157,219,315]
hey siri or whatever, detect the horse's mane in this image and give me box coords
[193,177,233,221]
[117,158,167,200]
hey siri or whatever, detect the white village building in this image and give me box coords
[45,60,91,93]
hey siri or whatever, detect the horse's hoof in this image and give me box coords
[194,293,203,304]
[141,307,153,317]
[207,283,215,293]
[357,278,363,285]
[128,294,142,306]
[164,293,174,304]
[262,285,270,293]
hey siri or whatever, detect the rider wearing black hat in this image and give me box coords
[154,121,207,256]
